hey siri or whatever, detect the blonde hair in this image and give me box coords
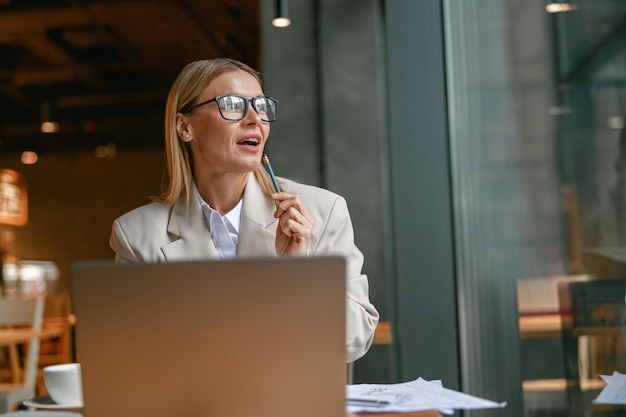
[153,58,275,205]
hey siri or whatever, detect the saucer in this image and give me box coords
[23,395,83,410]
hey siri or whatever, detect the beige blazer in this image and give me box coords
[109,174,379,362]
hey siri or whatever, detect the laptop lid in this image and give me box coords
[70,257,346,417]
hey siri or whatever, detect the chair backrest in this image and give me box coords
[558,278,626,390]
[0,297,45,389]
[562,279,626,327]
[0,297,44,327]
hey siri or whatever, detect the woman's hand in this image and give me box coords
[271,192,313,255]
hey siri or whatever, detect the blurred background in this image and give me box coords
[1,0,626,416]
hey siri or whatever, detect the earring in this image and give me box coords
[184,133,189,138]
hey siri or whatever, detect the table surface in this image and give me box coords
[18,411,441,417]
[18,412,441,417]
[20,398,442,417]
[350,412,442,417]
[0,327,62,344]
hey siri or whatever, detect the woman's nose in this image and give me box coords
[243,102,262,123]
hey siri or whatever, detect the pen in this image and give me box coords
[262,153,281,193]
[346,398,391,407]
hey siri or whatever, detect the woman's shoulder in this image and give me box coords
[114,200,172,226]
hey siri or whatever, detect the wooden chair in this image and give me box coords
[0,296,45,413]
[35,292,74,395]
[558,278,626,416]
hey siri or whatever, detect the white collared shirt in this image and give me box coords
[197,193,242,259]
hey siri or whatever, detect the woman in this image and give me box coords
[109,58,378,363]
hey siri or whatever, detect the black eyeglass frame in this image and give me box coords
[179,94,279,122]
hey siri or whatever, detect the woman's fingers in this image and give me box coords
[278,208,312,238]
[271,192,314,254]
[273,193,303,218]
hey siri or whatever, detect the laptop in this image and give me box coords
[70,257,346,417]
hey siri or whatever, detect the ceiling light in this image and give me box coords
[272,0,291,28]
[608,116,625,130]
[546,3,579,13]
[95,142,117,159]
[21,151,38,165]
[41,121,59,134]
[40,99,59,134]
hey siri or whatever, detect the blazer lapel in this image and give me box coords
[161,185,219,261]
[160,176,276,260]
[238,174,278,257]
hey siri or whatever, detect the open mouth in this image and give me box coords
[238,137,260,147]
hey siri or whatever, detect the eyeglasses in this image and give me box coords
[180,94,279,122]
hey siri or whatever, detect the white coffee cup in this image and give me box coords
[43,363,83,406]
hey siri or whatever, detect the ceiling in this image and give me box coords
[0,0,260,155]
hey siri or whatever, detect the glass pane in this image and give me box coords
[444,0,626,415]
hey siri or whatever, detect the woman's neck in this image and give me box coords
[195,172,249,216]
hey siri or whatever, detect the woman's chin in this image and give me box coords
[239,152,263,167]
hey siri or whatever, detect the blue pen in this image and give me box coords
[262,154,281,193]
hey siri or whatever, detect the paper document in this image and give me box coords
[593,372,626,404]
[346,377,506,414]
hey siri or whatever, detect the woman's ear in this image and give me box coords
[176,113,192,142]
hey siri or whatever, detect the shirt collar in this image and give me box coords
[196,191,243,233]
